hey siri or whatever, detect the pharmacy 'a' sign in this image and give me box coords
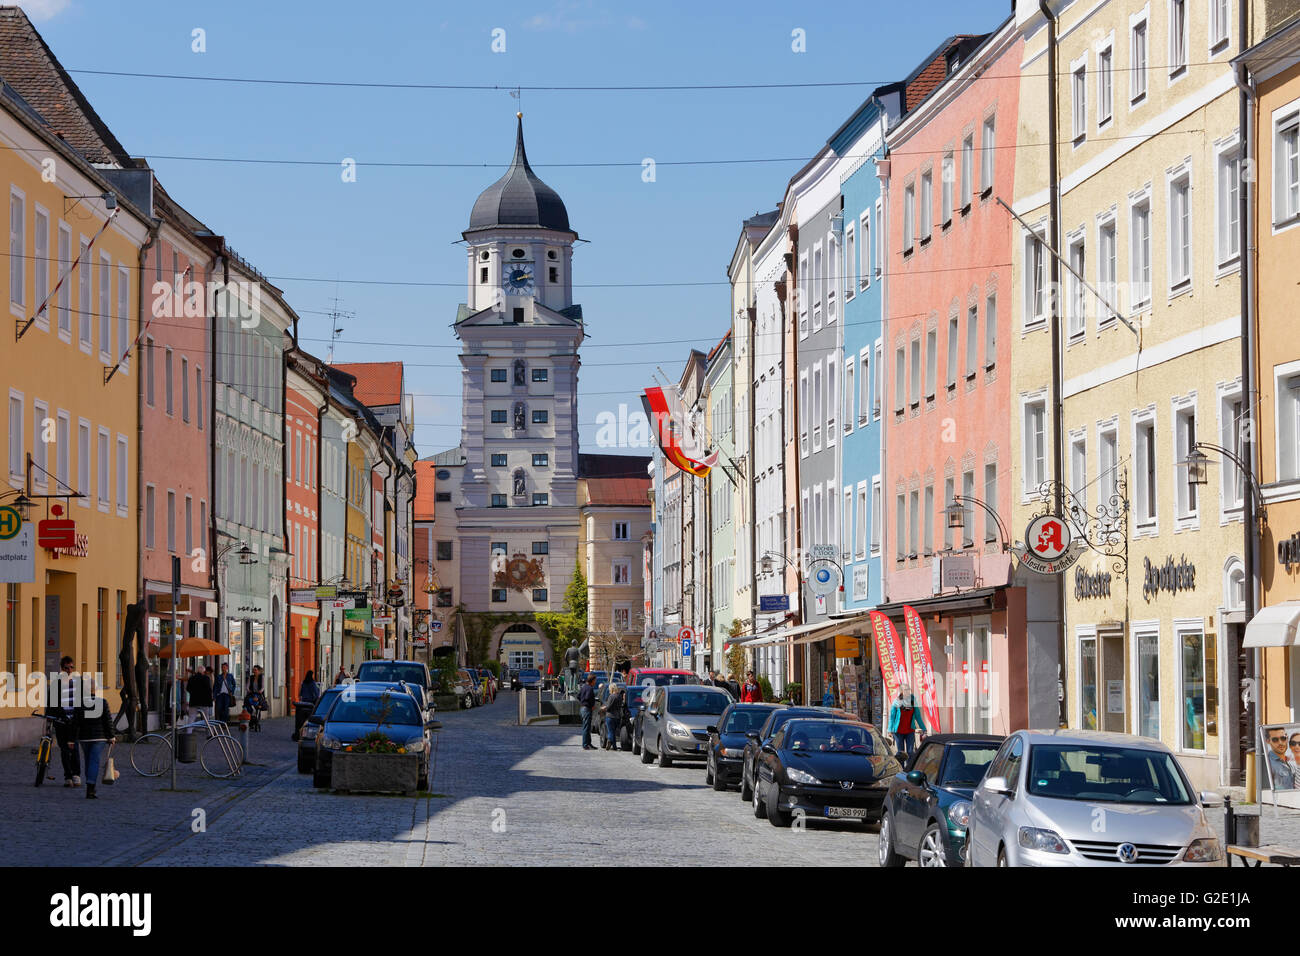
[1014,514,1086,575]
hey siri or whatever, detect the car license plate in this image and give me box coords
[825,806,868,819]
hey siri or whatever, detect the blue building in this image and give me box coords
[828,86,903,718]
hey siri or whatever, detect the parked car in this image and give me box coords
[751,718,901,827]
[596,681,647,750]
[878,733,1004,867]
[309,689,435,789]
[705,702,781,791]
[966,730,1225,867]
[457,668,482,707]
[355,660,431,698]
[516,668,542,689]
[298,685,346,773]
[627,667,700,687]
[639,685,733,767]
[738,705,856,802]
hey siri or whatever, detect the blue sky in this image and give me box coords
[30,0,1010,454]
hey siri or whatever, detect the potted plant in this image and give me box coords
[330,694,424,794]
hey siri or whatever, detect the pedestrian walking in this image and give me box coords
[47,655,81,787]
[247,666,267,731]
[187,666,214,722]
[603,683,626,750]
[726,674,742,700]
[577,674,597,750]
[334,665,349,686]
[294,670,321,740]
[74,678,116,800]
[740,671,764,702]
[213,662,237,723]
[887,686,927,758]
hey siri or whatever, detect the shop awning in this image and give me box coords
[791,614,871,645]
[874,587,1001,619]
[736,619,833,647]
[1243,601,1300,648]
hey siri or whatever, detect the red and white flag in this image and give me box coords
[902,605,942,734]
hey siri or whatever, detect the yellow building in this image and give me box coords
[1013,1,1247,788]
[0,40,152,745]
[1238,7,1300,797]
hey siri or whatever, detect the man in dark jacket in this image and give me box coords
[47,656,81,787]
[213,663,237,722]
[577,675,597,750]
[75,682,116,799]
[187,667,214,721]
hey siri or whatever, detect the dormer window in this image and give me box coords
[547,249,557,260]
[513,307,525,324]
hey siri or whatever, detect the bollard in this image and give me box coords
[518,685,526,725]
[1225,795,1236,845]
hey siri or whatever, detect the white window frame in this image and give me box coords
[1172,396,1200,528]
[1274,359,1300,484]
[77,237,91,353]
[1024,227,1049,328]
[946,313,959,388]
[115,434,128,516]
[56,224,71,341]
[812,362,823,453]
[1209,0,1231,53]
[1166,162,1193,295]
[1070,54,1088,144]
[859,211,871,290]
[826,357,837,445]
[98,251,111,364]
[96,426,110,512]
[870,476,881,557]
[144,484,155,549]
[7,390,23,486]
[798,253,810,338]
[1218,382,1245,518]
[1022,393,1048,499]
[31,400,47,491]
[1096,210,1118,325]
[1096,40,1114,128]
[117,265,130,374]
[985,291,998,369]
[1066,230,1087,340]
[919,169,933,242]
[856,480,869,560]
[77,418,90,508]
[812,242,824,331]
[55,410,69,493]
[32,204,48,331]
[909,338,921,406]
[903,183,916,250]
[1175,620,1209,753]
[961,133,974,210]
[845,223,856,301]
[1070,432,1088,517]
[800,369,810,456]
[925,327,937,400]
[1129,189,1153,313]
[1215,136,1242,273]
[1168,0,1188,82]
[981,115,996,195]
[8,188,24,313]
[1099,421,1119,526]
[1130,8,1149,106]
[1133,408,1159,533]
[1272,98,1300,233]
[844,357,855,436]
[893,346,906,413]
[941,152,954,226]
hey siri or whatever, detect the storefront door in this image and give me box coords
[951,624,989,734]
[1101,632,1126,733]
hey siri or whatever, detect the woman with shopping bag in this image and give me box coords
[74,678,116,799]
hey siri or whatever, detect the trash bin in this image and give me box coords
[177,730,198,764]
[1234,809,1261,847]
[293,700,314,741]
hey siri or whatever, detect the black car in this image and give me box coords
[297,680,421,774]
[739,705,856,802]
[705,702,780,791]
[752,718,902,827]
[878,733,1003,867]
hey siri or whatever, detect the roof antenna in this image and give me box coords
[325,294,354,364]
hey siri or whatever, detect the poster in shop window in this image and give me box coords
[902,605,942,734]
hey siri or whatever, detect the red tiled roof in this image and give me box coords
[414,460,438,521]
[0,7,133,166]
[585,477,650,507]
[332,362,404,407]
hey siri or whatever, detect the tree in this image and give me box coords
[535,560,588,668]
[725,618,747,682]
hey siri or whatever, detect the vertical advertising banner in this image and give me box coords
[869,611,907,705]
[902,605,942,734]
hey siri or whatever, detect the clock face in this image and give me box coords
[505,266,534,291]
[508,557,530,581]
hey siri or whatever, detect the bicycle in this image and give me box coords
[130,711,244,779]
[31,710,70,787]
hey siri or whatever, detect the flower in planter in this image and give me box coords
[397,747,406,754]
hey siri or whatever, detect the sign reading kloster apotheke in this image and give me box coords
[1074,566,1112,600]
[1142,555,1196,602]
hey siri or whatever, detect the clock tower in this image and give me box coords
[450,114,585,623]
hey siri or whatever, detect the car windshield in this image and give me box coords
[312,689,342,716]
[783,721,875,754]
[356,662,426,687]
[766,710,823,738]
[938,744,999,786]
[667,690,730,716]
[1026,744,1193,804]
[723,708,772,734]
[328,695,422,727]
[639,673,695,686]
[625,686,647,706]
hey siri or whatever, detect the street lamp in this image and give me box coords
[943,495,1011,551]
[0,491,35,521]
[237,544,258,565]
[1179,441,1266,522]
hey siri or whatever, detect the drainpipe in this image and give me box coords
[1233,17,1260,796]
[749,304,758,642]
[135,220,158,724]
[316,393,327,679]
[1041,0,1066,728]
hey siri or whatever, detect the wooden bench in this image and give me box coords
[1227,844,1300,867]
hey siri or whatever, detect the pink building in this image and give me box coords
[286,353,326,693]
[881,21,1031,736]
[139,182,217,667]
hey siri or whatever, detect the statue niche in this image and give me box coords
[512,468,527,498]
[513,401,527,431]
[513,359,526,386]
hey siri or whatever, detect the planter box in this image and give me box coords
[330,751,420,795]
[433,694,460,711]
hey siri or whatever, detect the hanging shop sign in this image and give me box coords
[808,561,842,596]
[290,588,317,604]
[759,594,790,613]
[941,555,975,589]
[314,585,338,600]
[1279,532,1300,574]
[1074,566,1112,600]
[1141,555,1196,602]
[833,634,860,659]
[0,520,34,584]
[1014,514,1086,575]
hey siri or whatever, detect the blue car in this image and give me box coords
[516,668,542,689]
[309,690,432,790]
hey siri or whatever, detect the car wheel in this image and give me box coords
[657,738,673,768]
[619,726,632,751]
[705,759,714,786]
[297,750,313,774]
[739,766,754,802]
[639,737,653,763]
[919,823,948,868]
[878,811,905,868]
[752,777,766,818]
[632,732,642,756]
[997,846,1009,868]
[765,781,792,828]
[711,762,728,792]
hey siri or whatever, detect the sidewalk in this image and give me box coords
[0,717,298,866]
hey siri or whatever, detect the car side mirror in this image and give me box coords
[746,731,760,741]
[1199,790,1224,808]
[906,770,926,786]
[760,744,776,755]
[982,775,1012,795]
[706,725,718,735]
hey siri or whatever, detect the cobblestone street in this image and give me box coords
[3,694,1298,867]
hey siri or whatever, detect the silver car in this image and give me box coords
[967,729,1225,867]
[639,685,733,768]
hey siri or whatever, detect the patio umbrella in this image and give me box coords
[157,637,231,658]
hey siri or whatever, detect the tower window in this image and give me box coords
[490,369,507,383]
[512,248,526,258]
[547,249,557,260]
[480,267,488,283]
[513,307,525,324]
[480,250,489,261]
[549,267,558,283]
